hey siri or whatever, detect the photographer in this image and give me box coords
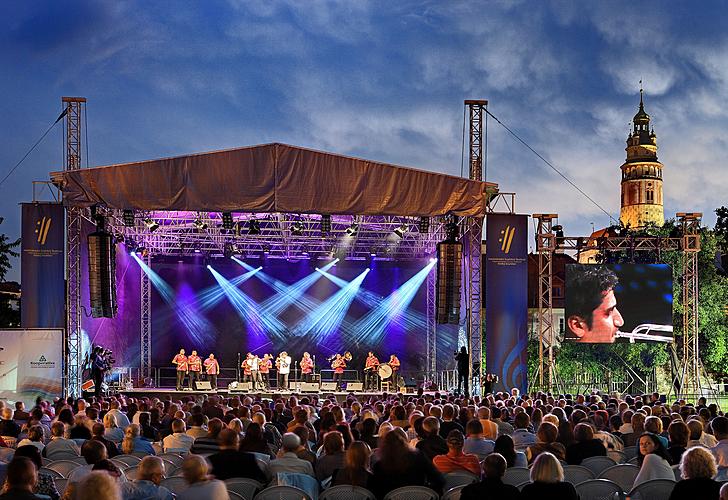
[455,346,469,397]
[90,346,113,398]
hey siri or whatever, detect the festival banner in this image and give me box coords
[0,329,63,405]
[485,214,528,393]
[21,203,65,328]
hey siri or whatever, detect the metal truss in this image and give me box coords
[677,213,703,397]
[426,266,437,375]
[465,100,488,182]
[140,251,152,379]
[463,217,483,393]
[532,214,557,391]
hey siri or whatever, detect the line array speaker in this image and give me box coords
[436,241,462,324]
[87,231,117,318]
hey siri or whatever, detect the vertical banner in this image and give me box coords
[485,214,528,394]
[21,203,65,328]
[0,329,63,405]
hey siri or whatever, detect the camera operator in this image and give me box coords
[90,346,114,398]
[455,346,469,397]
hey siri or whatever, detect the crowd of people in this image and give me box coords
[0,388,727,499]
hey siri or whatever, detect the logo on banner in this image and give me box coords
[35,217,52,245]
[30,355,55,369]
[499,225,516,254]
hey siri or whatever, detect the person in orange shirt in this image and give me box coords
[172,349,188,391]
[300,352,314,383]
[203,354,220,390]
[477,406,499,441]
[433,430,481,476]
[187,350,202,390]
[364,352,379,391]
[259,354,273,389]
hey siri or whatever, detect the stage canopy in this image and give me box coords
[51,143,497,217]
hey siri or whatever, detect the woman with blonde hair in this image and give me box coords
[520,452,578,500]
[227,418,244,437]
[103,413,124,443]
[669,446,721,499]
[331,440,374,489]
[76,470,121,500]
[121,423,155,455]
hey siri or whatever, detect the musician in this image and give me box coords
[276,351,292,390]
[364,352,380,391]
[203,354,220,390]
[188,350,202,390]
[332,354,346,390]
[250,354,262,390]
[388,354,400,373]
[242,353,253,385]
[90,346,107,398]
[300,352,314,383]
[172,349,188,391]
[260,354,273,389]
[455,346,469,397]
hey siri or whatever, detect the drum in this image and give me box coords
[378,363,393,379]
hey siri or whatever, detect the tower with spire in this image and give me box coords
[619,89,664,228]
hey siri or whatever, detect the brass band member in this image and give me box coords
[259,354,272,389]
[389,354,400,373]
[364,352,380,391]
[276,351,292,390]
[300,352,314,383]
[203,354,220,390]
[332,353,346,391]
[172,349,188,391]
[187,350,202,390]
[242,353,253,385]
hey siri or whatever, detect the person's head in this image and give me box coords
[668,420,689,448]
[281,432,301,453]
[422,416,440,436]
[530,452,564,483]
[79,471,121,500]
[92,459,123,479]
[721,482,728,500]
[645,416,663,435]
[179,349,185,355]
[171,418,186,434]
[638,432,669,463]
[81,439,107,465]
[712,416,728,440]
[138,456,165,484]
[103,412,118,429]
[181,454,209,485]
[574,423,594,443]
[631,412,646,432]
[217,428,239,450]
[13,445,42,470]
[494,435,516,466]
[446,430,465,453]
[344,441,371,471]
[207,418,223,438]
[323,431,345,455]
[566,265,623,343]
[6,456,37,491]
[466,419,484,437]
[482,453,508,479]
[191,350,197,357]
[679,446,717,480]
[26,425,43,442]
[687,418,705,440]
[514,412,530,430]
[1,407,13,420]
[536,421,558,444]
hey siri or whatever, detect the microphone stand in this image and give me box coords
[313,355,317,384]
[236,353,241,383]
[294,361,299,390]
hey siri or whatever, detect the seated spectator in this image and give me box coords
[68,440,108,485]
[121,424,156,456]
[331,441,374,489]
[91,423,119,459]
[494,434,528,468]
[477,406,499,441]
[711,416,728,480]
[269,433,315,478]
[138,413,159,442]
[162,419,193,453]
[69,415,92,440]
[460,453,520,500]
[207,428,266,483]
[190,418,223,454]
[291,426,317,467]
[316,431,347,482]
[91,459,123,481]
[667,420,690,465]
[13,402,30,422]
[433,430,480,476]
[372,428,444,499]
[494,407,514,436]
[177,455,228,500]
[520,452,578,500]
[121,456,174,500]
[645,416,669,448]
[107,401,130,430]
[463,419,495,458]
[669,446,721,500]
[239,423,274,458]
[415,416,448,461]
[633,432,675,489]
[14,445,60,500]
[77,470,121,500]
[185,414,207,440]
[527,421,565,463]
[17,426,44,452]
[565,423,607,465]
[512,412,537,451]
[359,418,378,450]
[439,404,465,438]
[0,456,38,500]
[103,413,124,444]
[44,421,80,458]
[0,408,21,438]
[687,418,717,448]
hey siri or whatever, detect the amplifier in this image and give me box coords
[300,383,320,392]
[194,381,212,390]
[320,382,337,392]
[346,382,363,391]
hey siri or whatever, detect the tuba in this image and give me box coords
[343,351,353,361]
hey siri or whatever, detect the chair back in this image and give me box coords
[158,453,185,466]
[581,456,617,476]
[443,471,479,491]
[574,478,623,500]
[275,472,319,500]
[124,466,139,480]
[597,464,640,492]
[229,492,245,500]
[114,454,142,466]
[46,460,81,477]
[441,485,466,500]
[39,467,64,479]
[563,465,595,485]
[382,486,439,500]
[254,485,312,500]
[628,456,639,465]
[109,459,131,470]
[250,451,271,463]
[502,467,531,486]
[623,446,638,460]
[629,478,676,500]
[160,476,190,494]
[160,458,178,476]
[225,478,264,500]
[515,481,529,491]
[256,458,271,481]
[47,451,80,461]
[320,485,376,500]
[607,450,627,464]
[54,478,68,495]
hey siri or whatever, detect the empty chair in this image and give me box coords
[158,453,185,467]
[629,478,676,500]
[319,485,376,500]
[160,476,190,495]
[441,485,466,500]
[574,479,623,500]
[382,486,439,500]
[581,456,617,476]
[623,446,638,461]
[503,467,531,486]
[109,458,131,471]
[114,454,142,467]
[124,466,139,480]
[46,451,80,461]
[563,465,595,485]
[254,485,312,500]
[607,450,626,464]
[443,471,479,491]
[598,464,640,492]
[39,467,64,479]
[225,478,264,500]
[46,460,81,478]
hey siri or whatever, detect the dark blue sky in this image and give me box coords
[1,1,727,282]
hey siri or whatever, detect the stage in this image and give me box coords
[118,387,433,402]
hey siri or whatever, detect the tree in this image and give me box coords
[0,229,20,328]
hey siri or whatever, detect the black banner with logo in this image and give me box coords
[21,203,65,328]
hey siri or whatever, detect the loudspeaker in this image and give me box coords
[320,382,337,392]
[346,382,363,391]
[195,381,212,390]
[436,241,462,324]
[88,231,117,318]
[300,382,319,392]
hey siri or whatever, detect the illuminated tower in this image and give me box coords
[620,90,664,228]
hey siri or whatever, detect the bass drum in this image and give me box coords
[378,363,393,379]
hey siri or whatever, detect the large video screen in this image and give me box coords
[565,264,673,343]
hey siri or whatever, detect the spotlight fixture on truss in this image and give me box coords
[320,214,331,235]
[263,244,271,254]
[193,214,208,231]
[123,210,135,227]
[248,219,261,235]
[346,223,359,236]
[143,217,159,232]
[221,212,234,230]
[418,216,430,233]
[393,223,408,239]
[291,220,304,236]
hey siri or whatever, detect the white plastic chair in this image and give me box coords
[382,486,439,500]
[225,478,264,500]
[597,464,640,492]
[574,478,623,500]
[581,456,617,476]
[254,485,312,500]
[160,476,190,494]
[629,478,676,500]
[46,460,80,478]
[503,467,531,486]
[563,465,594,485]
[443,471,478,491]
[319,485,376,500]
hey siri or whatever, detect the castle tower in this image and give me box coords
[619,90,664,228]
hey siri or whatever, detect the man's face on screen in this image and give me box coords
[569,289,624,343]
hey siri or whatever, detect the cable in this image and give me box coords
[483,107,617,223]
[0,108,67,190]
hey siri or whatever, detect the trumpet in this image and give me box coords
[327,351,353,364]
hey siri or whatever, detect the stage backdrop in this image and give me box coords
[0,329,63,406]
[485,214,528,394]
[149,257,457,376]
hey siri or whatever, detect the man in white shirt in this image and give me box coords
[276,352,291,390]
[511,412,537,451]
[269,433,315,477]
[163,419,194,453]
[44,421,80,458]
[106,400,130,429]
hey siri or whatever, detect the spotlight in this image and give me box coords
[346,223,359,236]
[263,245,271,254]
[291,220,304,236]
[193,215,208,230]
[370,249,377,257]
[221,212,234,230]
[429,257,437,263]
[143,217,159,232]
[418,216,430,233]
[123,210,135,227]
[321,215,331,235]
[552,224,565,246]
[248,219,261,235]
[393,223,408,239]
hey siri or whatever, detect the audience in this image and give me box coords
[415,416,448,461]
[0,408,21,439]
[44,421,80,459]
[13,445,59,500]
[0,457,38,500]
[432,430,480,475]
[207,428,266,482]
[122,424,155,455]
[494,434,528,468]
[526,421,565,463]
[161,419,193,453]
[565,422,607,465]
[77,470,121,500]
[330,441,374,489]
[177,455,229,500]
[268,433,315,477]
[520,452,579,500]
[460,453,520,500]
[121,456,174,500]
[463,419,495,458]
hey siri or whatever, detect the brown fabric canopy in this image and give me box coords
[51,143,496,217]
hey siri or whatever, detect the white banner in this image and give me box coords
[0,329,63,406]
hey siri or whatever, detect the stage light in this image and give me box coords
[143,217,159,232]
[263,245,270,254]
[123,210,135,227]
[221,212,234,230]
[130,251,136,257]
[346,223,358,236]
[429,257,438,263]
[321,215,331,235]
[393,223,408,239]
[206,264,212,270]
[291,220,304,236]
[194,249,201,254]
[248,219,261,235]
[193,215,208,231]
[418,216,430,233]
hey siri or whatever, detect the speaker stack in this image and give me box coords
[87,231,117,318]
[436,241,462,324]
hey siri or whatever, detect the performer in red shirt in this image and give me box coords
[187,350,202,390]
[364,352,380,391]
[332,354,346,391]
[259,354,272,390]
[203,354,220,390]
[172,349,188,391]
[389,354,401,391]
[242,353,253,386]
[300,352,314,383]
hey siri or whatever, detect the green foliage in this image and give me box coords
[0,231,20,282]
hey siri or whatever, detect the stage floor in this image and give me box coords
[119,387,428,401]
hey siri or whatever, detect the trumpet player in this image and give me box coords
[364,352,380,391]
[331,353,347,390]
[276,351,292,390]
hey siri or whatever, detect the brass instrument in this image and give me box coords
[329,351,353,368]
[343,351,352,361]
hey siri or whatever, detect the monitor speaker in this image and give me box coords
[320,382,337,392]
[436,241,462,324]
[88,231,117,318]
[346,382,363,391]
[300,383,320,392]
[194,381,212,391]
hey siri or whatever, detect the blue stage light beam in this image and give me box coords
[132,253,214,344]
[350,260,436,345]
[197,266,262,311]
